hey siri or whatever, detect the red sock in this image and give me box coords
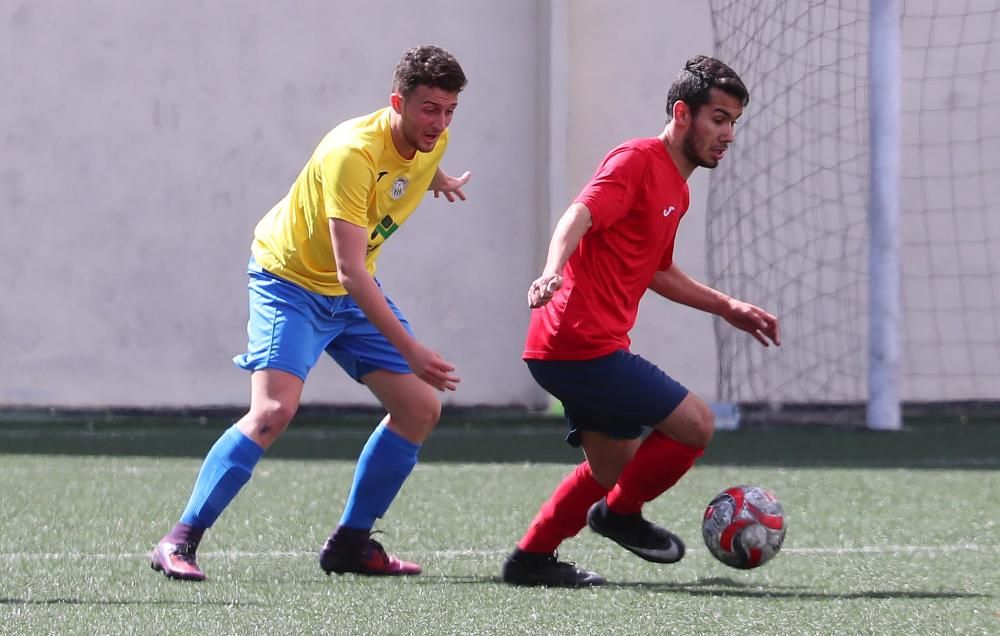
[606,431,704,514]
[517,462,609,554]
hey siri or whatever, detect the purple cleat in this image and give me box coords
[150,540,206,581]
[319,536,421,576]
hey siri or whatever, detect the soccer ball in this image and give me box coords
[702,485,786,569]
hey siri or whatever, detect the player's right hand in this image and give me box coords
[527,274,562,308]
[405,342,460,391]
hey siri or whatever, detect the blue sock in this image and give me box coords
[179,424,264,528]
[339,421,420,529]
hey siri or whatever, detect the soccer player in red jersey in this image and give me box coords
[502,56,780,587]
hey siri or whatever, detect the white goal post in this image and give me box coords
[868,0,902,430]
[707,0,1000,428]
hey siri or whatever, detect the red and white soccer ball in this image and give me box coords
[702,485,787,569]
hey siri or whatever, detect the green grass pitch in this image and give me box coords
[1,415,998,635]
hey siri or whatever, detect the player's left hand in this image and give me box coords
[430,170,471,202]
[723,300,780,347]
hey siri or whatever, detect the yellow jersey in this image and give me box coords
[250,107,448,295]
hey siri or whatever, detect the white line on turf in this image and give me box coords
[2,543,997,561]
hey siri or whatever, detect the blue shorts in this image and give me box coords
[526,350,689,447]
[233,259,413,382]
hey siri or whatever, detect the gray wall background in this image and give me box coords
[10,2,987,410]
[2,0,720,409]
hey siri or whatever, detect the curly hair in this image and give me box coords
[666,55,749,121]
[392,45,467,97]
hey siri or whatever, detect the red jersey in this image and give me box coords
[524,137,690,360]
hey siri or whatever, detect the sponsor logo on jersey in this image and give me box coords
[371,214,399,241]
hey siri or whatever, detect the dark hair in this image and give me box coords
[392,45,467,97]
[666,55,749,121]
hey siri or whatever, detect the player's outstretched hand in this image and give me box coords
[431,170,471,202]
[723,300,780,347]
[406,342,460,391]
[527,274,563,308]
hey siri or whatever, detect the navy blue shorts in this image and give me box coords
[526,350,689,447]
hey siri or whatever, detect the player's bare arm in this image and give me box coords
[528,202,593,308]
[649,264,780,347]
[429,167,472,202]
[330,218,460,390]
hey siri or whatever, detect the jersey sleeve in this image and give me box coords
[573,146,647,232]
[319,145,375,227]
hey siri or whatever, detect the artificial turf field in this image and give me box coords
[1,412,998,635]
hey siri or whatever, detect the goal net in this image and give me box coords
[706,0,1000,422]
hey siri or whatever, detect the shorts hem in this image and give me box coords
[233,358,308,382]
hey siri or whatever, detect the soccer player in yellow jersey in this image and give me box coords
[151,46,469,580]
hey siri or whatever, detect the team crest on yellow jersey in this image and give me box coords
[390,176,409,200]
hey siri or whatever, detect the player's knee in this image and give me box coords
[390,393,441,442]
[690,400,715,448]
[662,397,715,448]
[411,395,442,432]
[588,464,624,489]
[250,399,297,437]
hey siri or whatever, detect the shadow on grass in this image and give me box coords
[296,573,500,586]
[0,597,259,606]
[1,407,998,468]
[605,576,992,600]
[442,576,990,600]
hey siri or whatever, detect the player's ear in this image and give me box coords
[673,100,691,126]
[390,92,404,114]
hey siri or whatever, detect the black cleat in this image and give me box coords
[587,499,685,564]
[319,536,422,576]
[501,550,606,588]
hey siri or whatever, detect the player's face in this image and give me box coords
[681,87,743,169]
[396,85,459,155]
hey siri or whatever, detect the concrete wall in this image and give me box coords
[2,0,729,410]
[1,0,557,408]
[12,2,983,410]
